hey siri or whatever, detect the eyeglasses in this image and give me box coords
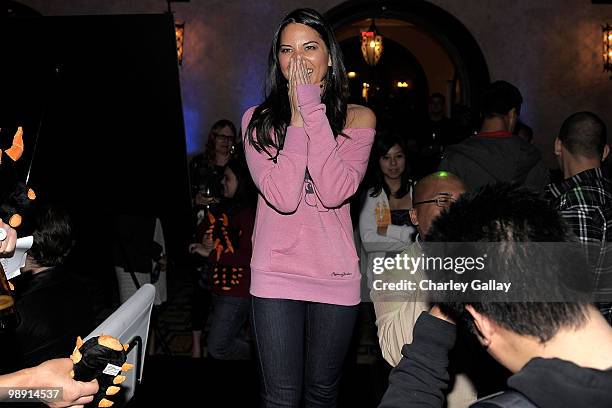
[212,132,235,141]
[412,192,455,208]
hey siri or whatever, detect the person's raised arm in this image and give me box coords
[291,54,374,208]
[242,106,308,214]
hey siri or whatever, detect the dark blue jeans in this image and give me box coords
[207,294,251,360]
[250,296,358,408]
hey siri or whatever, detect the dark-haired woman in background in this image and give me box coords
[188,119,237,358]
[189,158,256,360]
[242,8,375,407]
[357,132,416,373]
[359,132,415,269]
[189,119,237,216]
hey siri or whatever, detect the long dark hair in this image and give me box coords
[246,8,349,160]
[368,132,412,199]
[224,157,257,210]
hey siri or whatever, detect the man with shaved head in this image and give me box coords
[409,171,466,238]
[371,171,476,407]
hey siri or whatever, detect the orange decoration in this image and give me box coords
[215,245,223,261]
[113,375,127,385]
[8,214,22,228]
[5,127,24,162]
[27,188,36,200]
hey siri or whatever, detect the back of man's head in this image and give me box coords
[558,111,608,159]
[29,207,74,267]
[425,183,589,343]
[481,81,523,118]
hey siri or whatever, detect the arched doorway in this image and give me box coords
[327,0,490,176]
[340,36,430,129]
[326,0,490,110]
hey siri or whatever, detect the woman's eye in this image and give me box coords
[280,48,292,54]
[305,45,316,51]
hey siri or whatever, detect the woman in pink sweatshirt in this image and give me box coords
[242,8,375,407]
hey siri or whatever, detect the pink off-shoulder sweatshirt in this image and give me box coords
[242,84,375,306]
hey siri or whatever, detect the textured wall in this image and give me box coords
[17,0,612,165]
[429,0,612,166]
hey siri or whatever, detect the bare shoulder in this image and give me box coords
[346,104,376,129]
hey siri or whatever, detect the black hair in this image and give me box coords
[425,183,590,343]
[481,80,523,118]
[558,111,608,159]
[224,156,257,209]
[246,8,348,160]
[29,207,74,267]
[203,119,237,164]
[367,131,411,199]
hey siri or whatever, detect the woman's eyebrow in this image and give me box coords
[303,40,320,46]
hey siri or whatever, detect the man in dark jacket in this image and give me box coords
[379,184,612,407]
[439,81,549,192]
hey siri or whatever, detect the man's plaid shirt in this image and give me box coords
[546,167,612,323]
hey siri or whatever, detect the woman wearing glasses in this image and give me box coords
[188,119,236,358]
[242,8,375,407]
[189,119,237,212]
[359,132,416,280]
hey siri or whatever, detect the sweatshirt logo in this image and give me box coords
[331,272,351,277]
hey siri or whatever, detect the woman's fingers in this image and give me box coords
[296,56,309,85]
[294,55,303,84]
[292,56,299,87]
[290,56,297,84]
[289,56,298,106]
[302,58,311,84]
